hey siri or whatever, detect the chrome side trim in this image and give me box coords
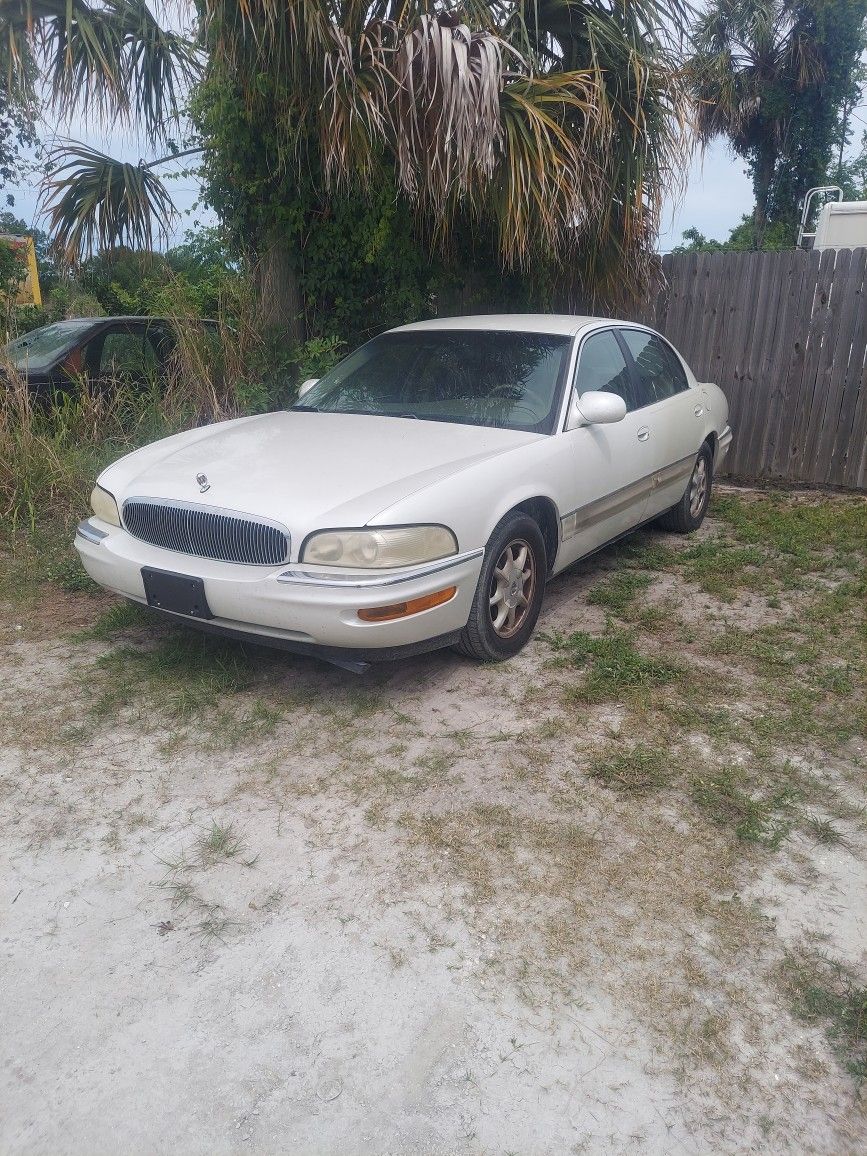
[561,475,654,540]
[277,548,484,589]
[656,454,696,488]
[76,519,108,544]
[560,454,695,541]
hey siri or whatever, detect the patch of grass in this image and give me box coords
[714,493,867,567]
[76,600,153,640]
[401,804,599,904]
[91,629,260,718]
[587,570,653,617]
[607,533,678,571]
[690,769,796,848]
[805,817,851,848]
[678,539,767,599]
[589,744,673,793]
[553,628,682,703]
[196,820,256,866]
[781,953,867,1086]
[194,911,239,944]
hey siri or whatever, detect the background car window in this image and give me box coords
[619,330,688,406]
[4,320,96,373]
[574,330,634,410]
[96,329,160,383]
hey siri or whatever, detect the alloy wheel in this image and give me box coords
[688,456,708,518]
[489,539,536,638]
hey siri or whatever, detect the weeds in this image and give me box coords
[554,627,682,702]
[196,820,256,866]
[805,817,851,848]
[91,630,259,719]
[690,769,795,848]
[587,570,653,616]
[781,953,867,1086]
[589,745,673,793]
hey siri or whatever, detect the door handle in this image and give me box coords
[694,404,705,417]
[637,426,650,442]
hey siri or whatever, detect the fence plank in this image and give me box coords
[827,258,867,486]
[809,249,866,484]
[635,247,867,490]
[740,252,789,477]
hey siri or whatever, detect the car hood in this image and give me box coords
[101,410,542,536]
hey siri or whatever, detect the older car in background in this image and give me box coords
[75,315,732,669]
[2,316,216,398]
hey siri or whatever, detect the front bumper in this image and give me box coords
[74,521,483,652]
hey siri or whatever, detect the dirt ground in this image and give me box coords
[1,487,865,1155]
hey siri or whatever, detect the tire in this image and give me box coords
[657,443,713,533]
[455,512,547,662]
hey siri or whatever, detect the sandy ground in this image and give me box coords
[1,497,865,1155]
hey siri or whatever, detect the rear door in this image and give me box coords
[555,328,656,570]
[616,328,700,519]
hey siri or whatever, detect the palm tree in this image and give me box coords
[688,0,867,248]
[3,1,691,328]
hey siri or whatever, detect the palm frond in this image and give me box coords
[493,70,609,266]
[4,0,201,137]
[40,141,177,263]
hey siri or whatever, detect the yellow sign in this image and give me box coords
[0,234,42,307]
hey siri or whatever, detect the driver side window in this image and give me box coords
[574,330,635,411]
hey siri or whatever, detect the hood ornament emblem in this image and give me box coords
[196,472,210,493]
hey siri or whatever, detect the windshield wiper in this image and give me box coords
[291,403,319,412]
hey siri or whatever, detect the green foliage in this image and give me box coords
[691,770,794,847]
[80,229,233,318]
[672,218,794,253]
[0,238,28,342]
[0,211,61,292]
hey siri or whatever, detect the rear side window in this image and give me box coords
[620,330,688,406]
[574,330,635,410]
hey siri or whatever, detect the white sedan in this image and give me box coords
[75,315,732,669]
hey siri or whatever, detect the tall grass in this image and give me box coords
[0,270,346,543]
[2,336,259,537]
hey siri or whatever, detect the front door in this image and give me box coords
[556,329,657,570]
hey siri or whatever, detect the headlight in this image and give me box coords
[301,525,457,569]
[90,484,121,528]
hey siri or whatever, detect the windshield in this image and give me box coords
[296,330,571,433]
[4,320,97,373]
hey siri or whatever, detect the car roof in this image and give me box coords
[44,316,218,327]
[390,314,620,338]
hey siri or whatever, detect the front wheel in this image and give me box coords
[657,444,713,533]
[454,513,547,662]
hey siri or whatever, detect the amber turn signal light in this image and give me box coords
[357,586,457,623]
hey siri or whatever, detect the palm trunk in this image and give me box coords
[752,141,776,251]
[255,231,305,343]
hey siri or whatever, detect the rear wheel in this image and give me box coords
[657,444,713,533]
[455,513,546,661]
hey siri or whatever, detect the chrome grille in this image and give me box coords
[122,499,289,566]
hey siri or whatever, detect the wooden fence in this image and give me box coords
[632,248,867,490]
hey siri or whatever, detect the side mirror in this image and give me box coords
[298,377,319,398]
[573,390,627,426]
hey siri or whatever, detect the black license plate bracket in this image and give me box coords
[141,567,213,620]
